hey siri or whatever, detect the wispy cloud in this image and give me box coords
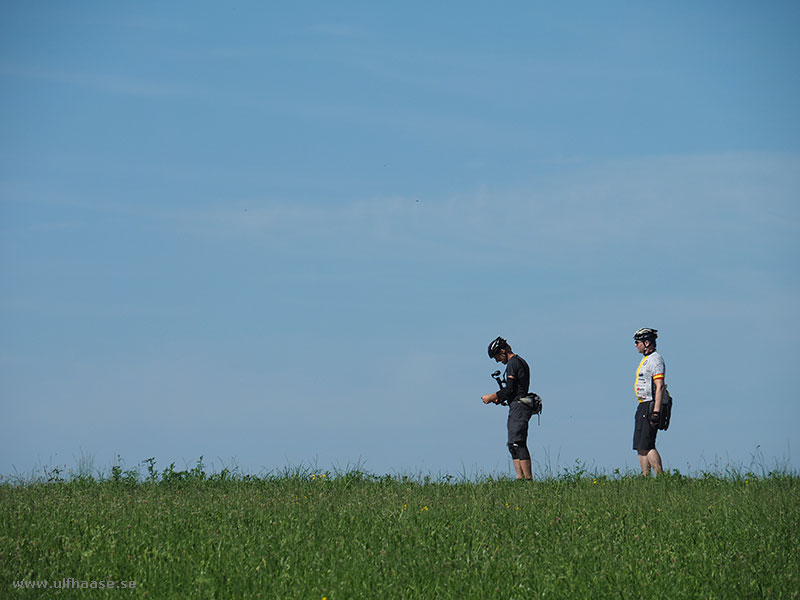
[0,60,193,97]
[308,24,361,39]
[4,152,797,269]
[172,151,800,245]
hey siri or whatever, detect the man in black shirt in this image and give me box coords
[481,336,534,480]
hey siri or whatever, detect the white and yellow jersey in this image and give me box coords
[635,351,665,402]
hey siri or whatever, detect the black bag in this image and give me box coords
[520,393,542,415]
[658,388,672,431]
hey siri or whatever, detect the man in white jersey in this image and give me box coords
[633,328,665,476]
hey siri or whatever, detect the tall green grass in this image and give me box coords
[1,460,797,599]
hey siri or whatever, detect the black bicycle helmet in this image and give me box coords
[488,336,507,358]
[633,328,658,342]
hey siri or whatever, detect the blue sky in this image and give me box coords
[1,2,798,479]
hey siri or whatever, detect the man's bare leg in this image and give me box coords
[638,449,663,476]
[647,448,663,474]
[638,451,651,476]
[513,459,533,480]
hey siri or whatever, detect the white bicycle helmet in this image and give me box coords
[633,328,658,342]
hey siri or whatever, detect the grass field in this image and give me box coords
[1,460,797,599]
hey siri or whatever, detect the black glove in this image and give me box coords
[649,411,661,426]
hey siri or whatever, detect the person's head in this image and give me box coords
[488,336,513,364]
[633,328,658,355]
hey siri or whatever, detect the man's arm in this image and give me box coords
[481,392,499,404]
[653,376,664,413]
[649,376,665,425]
[482,374,517,405]
[496,375,517,404]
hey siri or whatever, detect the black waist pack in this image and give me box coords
[519,393,542,415]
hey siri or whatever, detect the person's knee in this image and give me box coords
[507,443,518,459]
[508,443,530,461]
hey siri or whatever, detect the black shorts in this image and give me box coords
[633,402,658,451]
[507,400,534,446]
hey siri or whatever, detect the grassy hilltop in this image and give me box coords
[2,461,797,599]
